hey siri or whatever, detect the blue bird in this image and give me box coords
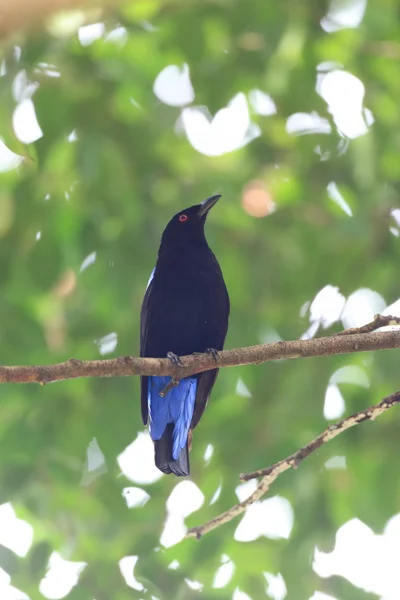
[140,195,230,476]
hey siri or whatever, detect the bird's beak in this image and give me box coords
[198,194,221,218]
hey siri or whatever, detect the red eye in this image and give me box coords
[179,214,188,222]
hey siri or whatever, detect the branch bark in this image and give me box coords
[186,389,400,539]
[0,315,399,384]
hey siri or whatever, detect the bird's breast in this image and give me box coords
[144,251,228,358]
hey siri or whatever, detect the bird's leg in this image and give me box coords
[167,351,184,367]
[193,348,219,363]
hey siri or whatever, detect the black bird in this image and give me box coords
[140,194,230,476]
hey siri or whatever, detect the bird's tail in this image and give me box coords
[155,424,190,476]
[148,376,197,477]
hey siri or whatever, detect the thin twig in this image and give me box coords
[186,389,400,539]
[0,315,400,385]
[337,314,400,336]
[159,378,179,397]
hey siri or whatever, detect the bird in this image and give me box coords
[140,194,230,476]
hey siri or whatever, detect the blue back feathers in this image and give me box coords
[148,376,197,460]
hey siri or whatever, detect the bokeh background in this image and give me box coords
[1,0,400,598]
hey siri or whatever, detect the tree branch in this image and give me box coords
[186,388,400,539]
[0,315,399,385]
[1,314,400,537]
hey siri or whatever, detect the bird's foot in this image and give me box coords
[205,348,219,363]
[167,351,184,367]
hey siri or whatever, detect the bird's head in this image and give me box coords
[159,194,221,249]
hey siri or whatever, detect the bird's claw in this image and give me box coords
[167,351,184,367]
[206,348,219,363]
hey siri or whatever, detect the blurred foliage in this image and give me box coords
[1,0,400,599]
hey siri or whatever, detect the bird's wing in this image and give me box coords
[191,274,230,429]
[191,368,219,429]
[140,270,155,425]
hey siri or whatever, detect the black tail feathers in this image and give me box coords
[154,423,190,477]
